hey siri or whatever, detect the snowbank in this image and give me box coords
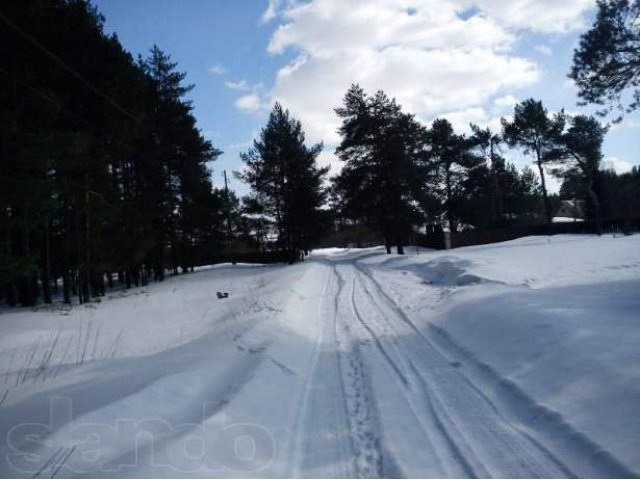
[0,234,638,477]
[360,234,640,474]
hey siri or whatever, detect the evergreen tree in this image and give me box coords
[570,0,640,118]
[556,115,608,233]
[426,119,481,232]
[237,194,271,251]
[1,1,224,307]
[239,103,328,258]
[502,99,565,226]
[470,125,507,225]
[334,85,426,254]
[596,166,640,219]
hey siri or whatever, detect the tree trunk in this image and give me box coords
[82,173,91,301]
[536,160,552,227]
[5,284,17,307]
[75,208,83,304]
[17,276,35,307]
[492,170,503,225]
[42,224,52,304]
[19,207,35,307]
[62,271,71,305]
[62,211,71,304]
[384,235,391,254]
[491,144,503,224]
[587,180,602,235]
[445,167,457,233]
[98,274,105,296]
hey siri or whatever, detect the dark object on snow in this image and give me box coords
[216,292,229,299]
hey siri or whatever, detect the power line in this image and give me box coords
[0,10,142,125]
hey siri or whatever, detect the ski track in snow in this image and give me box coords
[348,264,570,478]
[0,237,639,478]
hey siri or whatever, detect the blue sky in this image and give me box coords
[93,0,639,196]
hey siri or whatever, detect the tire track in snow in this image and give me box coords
[333,267,384,478]
[351,263,574,478]
[354,262,640,478]
[348,276,409,388]
[287,266,333,477]
[348,270,481,477]
[406,360,478,478]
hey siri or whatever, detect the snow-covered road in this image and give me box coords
[1,235,639,478]
[291,260,634,478]
[294,261,571,478]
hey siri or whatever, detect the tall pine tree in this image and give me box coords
[334,85,425,254]
[239,103,328,259]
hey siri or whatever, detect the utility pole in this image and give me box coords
[224,170,232,250]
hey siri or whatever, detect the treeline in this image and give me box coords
[1,1,228,306]
[240,0,640,255]
[329,86,636,253]
[3,0,639,307]
[237,88,639,259]
[562,166,640,221]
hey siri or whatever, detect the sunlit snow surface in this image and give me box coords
[0,234,639,478]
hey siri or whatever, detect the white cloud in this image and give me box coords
[258,0,549,147]
[494,94,518,108]
[602,156,635,174]
[534,44,553,56]
[209,64,226,75]
[225,80,249,91]
[454,0,593,33]
[243,0,594,153]
[235,93,263,113]
[435,107,488,132]
[261,0,280,24]
[316,149,342,176]
[268,1,514,55]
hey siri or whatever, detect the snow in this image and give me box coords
[0,234,639,477]
[553,217,584,222]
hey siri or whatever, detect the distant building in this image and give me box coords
[553,199,585,222]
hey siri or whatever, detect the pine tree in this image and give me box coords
[239,103,327,259]
[502,99,565,226]
[334,85,425,254]
[1,1,224,306]
[470,125,508,225]
[570,0,640,119]
[427,119,481,232]
[141,46,222,274]
[555,115,608,234]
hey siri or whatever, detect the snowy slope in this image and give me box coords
[347,234,640,475]
[0,234,639,477]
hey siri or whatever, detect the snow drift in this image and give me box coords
[0,234,638,477]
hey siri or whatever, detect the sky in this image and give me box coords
[93,0,639,196]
